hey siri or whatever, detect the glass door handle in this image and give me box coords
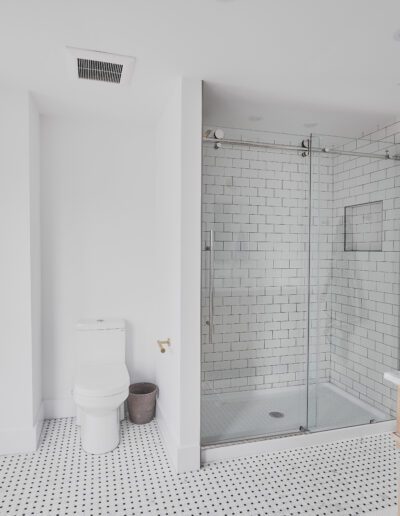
[208,229,214,346]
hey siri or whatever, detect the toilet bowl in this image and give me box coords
[74,362,129,454]
[73,319,129,454]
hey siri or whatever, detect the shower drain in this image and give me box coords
[269,411,284,418]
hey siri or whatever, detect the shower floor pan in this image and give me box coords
[201,382,389,447]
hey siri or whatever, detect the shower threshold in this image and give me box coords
[201,382,394,463]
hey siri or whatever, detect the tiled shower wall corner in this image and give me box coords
[308,141,334,386]
[330,122,400,417]
[201,128,332,394]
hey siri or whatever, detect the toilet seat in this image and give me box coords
[74,363,129,398]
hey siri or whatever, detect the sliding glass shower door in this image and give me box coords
[201,130,313,444]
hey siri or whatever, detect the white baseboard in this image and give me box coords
[156,403,177,468]
[33,402,45,448]
[0,425,38,455]
[43,398,76,419]
[156,403,200,473]
[0,402,45,456]
[176,441,201,473]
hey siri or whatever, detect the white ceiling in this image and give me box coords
[1,0,400,135]
[203,83,398,140]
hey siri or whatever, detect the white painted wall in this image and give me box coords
[155,78,202,472]
[41,81,202,472]
[41,116,157,416]
[0,89,42,453]
[29,96,43,438]
[179,78,202,459]
[0,78,201,468]
[154,82,182,457]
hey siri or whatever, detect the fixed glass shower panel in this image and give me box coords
[309,132,400,431]
[201,129,313,445]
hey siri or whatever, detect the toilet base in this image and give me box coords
[76,404,125,426]
[80,408,120,454]
[74,389,128,454]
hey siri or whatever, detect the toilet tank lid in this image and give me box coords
[77,319,125,331]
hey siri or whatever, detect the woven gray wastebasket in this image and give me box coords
[127,383,157,424]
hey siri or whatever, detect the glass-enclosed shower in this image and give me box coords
[201,122,400,446]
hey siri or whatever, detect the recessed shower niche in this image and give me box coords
[344,200,383,252]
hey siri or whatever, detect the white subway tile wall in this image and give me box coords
[331,123,400,417]
[201,128,331,395]
[202,122,400,421]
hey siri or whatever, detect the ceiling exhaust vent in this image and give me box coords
[66,47,135,85]
[77,58,123,83]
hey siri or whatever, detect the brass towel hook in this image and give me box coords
[157,338,171,353]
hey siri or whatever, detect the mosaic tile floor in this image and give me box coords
[0,418,398,515]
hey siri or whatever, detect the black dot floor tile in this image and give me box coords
[0,418,398,515]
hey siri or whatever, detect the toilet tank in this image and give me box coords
[76,319,126,366]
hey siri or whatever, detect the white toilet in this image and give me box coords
[73,319,130,454]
